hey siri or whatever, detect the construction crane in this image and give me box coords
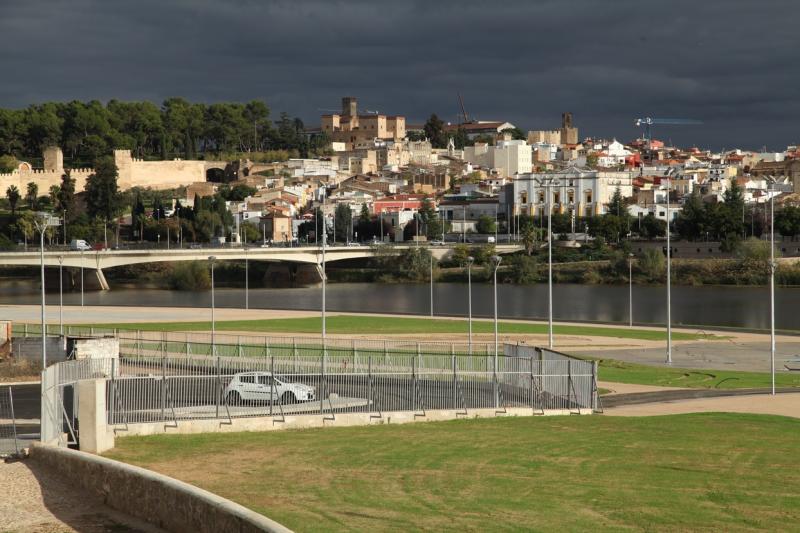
[635,117,702,154]
[458,92,470,124]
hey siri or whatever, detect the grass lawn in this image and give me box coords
[85,315,710,341]
[595,358,800,389]
[106,414,800,532]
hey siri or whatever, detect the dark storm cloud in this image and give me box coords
[1,0,798,149]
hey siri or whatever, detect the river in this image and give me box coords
[0,279,794,331]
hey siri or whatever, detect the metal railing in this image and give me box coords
[0,387,20,457]
[104,348,597,427]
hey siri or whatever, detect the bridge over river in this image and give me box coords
[0,244,522,290]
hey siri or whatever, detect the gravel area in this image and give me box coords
[0,458,162,533]
[605,392,800,418]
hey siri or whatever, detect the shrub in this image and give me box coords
[168,261,211,290]
[638,249,665,280]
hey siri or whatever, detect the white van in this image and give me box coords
[70,239,91,251]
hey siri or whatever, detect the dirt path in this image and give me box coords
[0,458,161,532]
[604,392,800,419]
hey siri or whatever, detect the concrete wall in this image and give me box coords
[30,443,291,533]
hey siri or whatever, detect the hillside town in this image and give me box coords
[2,96,800,251]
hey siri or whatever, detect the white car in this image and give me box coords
[224,372,315,404]
[429,240,445,246]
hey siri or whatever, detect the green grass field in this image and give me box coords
[107,414,800,532]
[87,315,711,341]
[595,359,800,389]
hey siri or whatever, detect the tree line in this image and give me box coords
[0,98,330,169]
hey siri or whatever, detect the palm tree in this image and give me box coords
[49,184,61,210]
[5,185,20,215]
[26,181,38,210]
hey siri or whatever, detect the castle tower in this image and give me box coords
[560,112,578,145]
[43,146,64,173]
[342,97,358,117]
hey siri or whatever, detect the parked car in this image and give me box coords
[224,372,315,404]
[70,239,92,251]
[429,240,445,246]
[346,242,362,247]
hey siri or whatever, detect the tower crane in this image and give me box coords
[634,117,702,158]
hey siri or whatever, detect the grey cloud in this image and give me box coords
[0,0,798,149]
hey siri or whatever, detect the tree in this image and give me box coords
[57,172,76,220]
[638,248,665,279]
[423,114,447,148]
[0,154,17,173]
[85,156,121,229]
[25,181,38,210]
[6,185,20,215]
[675,190,706,241]
[476,214,496,234]
[776,206,800,239]
[507,255,539,284]
[334,203,352,243]
[499,126,525,140]
[48,185,60,210]
[639,213,666,239]
[586,153,599,169]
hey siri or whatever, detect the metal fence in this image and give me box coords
[105,347,597,428]
[0,387,20,457]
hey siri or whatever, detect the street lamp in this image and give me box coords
[244,246,249,310]
[429,253,434,317]
[491,255,502,359]
[628,253,634,328]
[535,177,560,348]
[321,191,327,339]
[208,256,217,350]
[467,256,474,352]
[665,178,672,364]
[33,213,60,368]
[80,250,84,307]
[767,178,777,395]
[58,255,64,336]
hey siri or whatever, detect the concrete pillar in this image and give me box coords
[77,379,115,454]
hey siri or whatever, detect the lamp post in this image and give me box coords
[80,250,84,307]
[628,253,634,328]
[536,177,560,348]
[244,246,249,310]
[58,255,63,336]
[208,256,216,350]
[429,254,434,317]
[665,178,672,364]
[768,180,776,395]
[491,255,502,360]
[33,213,60,368]
[467,256,474,353]
[322,191,327,339]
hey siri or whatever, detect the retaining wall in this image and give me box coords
[30,443,292,533]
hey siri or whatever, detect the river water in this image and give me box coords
[0,279,794,331]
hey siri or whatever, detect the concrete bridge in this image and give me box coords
[0,244,522,290]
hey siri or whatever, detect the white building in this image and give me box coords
[510,166,634,217]
[462,139,532,178]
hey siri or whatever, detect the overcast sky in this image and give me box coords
[1,0,797,150]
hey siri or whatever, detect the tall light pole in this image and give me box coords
[244,247,249,310]
[321,191,327,339]
[429,254,434,317]
[467,256,474,353]
[58,255,64,336]
[208,256,216,350]
[768,180,776,395]
[629,252,634,328]
[491,255,502,360]
[536,177,559,348]
[665,177,672,364]
[80,250,84,307]
[33,213,59,368]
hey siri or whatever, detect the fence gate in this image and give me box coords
[40,365,79,447]
[0,387,20,457]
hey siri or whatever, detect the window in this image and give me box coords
[240,375,256,384]
[567,190,575,203]
[520,192,528,204]
[258,375,274,386]
[585,190,593,203]
[538,191,545,203]
[554,192,561,204]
